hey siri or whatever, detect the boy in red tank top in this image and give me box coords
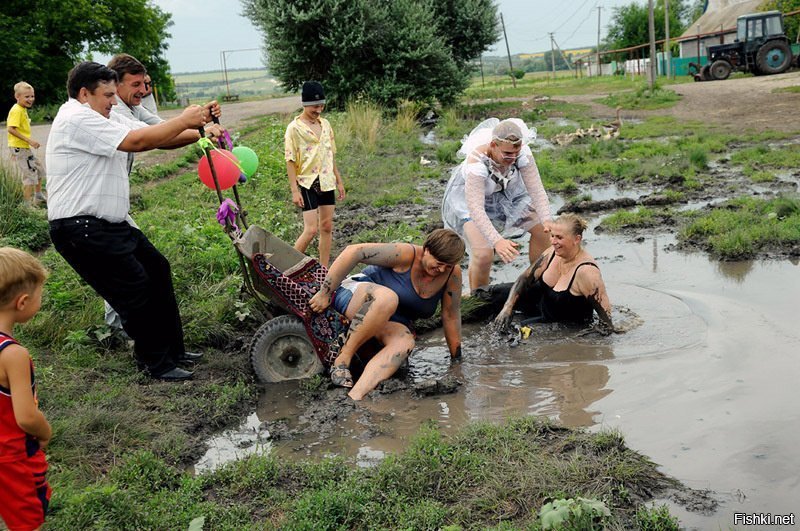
[0,247,52,531]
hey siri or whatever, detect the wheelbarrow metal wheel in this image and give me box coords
[249,314,323,383]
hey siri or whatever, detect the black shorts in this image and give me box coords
[300,179,336,211]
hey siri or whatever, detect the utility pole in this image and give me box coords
[664,0,671,79]
[500,13,517,88]
[596,6,602,77]
[552,35,574,73]
[219,47,261,100]
[549,33,557,79]
[647,0,657,89]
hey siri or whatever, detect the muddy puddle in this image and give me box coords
[197,206,800,529]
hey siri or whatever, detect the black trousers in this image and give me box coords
[49,216,185,375]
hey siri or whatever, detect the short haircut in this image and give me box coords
[424,229,466,265]
[67,62,118,99]
[107,53,146,79]
[554,213,589,237]
[13,82,33,96]
[0,247,48,307]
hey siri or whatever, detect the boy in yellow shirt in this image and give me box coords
[7,82,46,207]
[284,81,345,268]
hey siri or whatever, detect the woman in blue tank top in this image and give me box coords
[492,213,614,332]
[308,229,465,401]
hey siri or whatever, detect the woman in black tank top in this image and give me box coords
[493,213,613,331]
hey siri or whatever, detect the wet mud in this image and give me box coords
[196,109,800,526]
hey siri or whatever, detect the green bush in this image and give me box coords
[244,0,499,107]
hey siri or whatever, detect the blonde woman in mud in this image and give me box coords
[492,213,614,332]
[442,118,552,292]
[308,229,465,401]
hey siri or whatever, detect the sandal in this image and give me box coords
[330,364,354,388]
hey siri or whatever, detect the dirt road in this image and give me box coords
[562,70,800,132]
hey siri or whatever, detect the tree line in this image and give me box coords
[0,0,175,117]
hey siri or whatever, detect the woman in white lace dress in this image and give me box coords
[442,118,552,292]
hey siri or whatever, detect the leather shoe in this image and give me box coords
[180,351,203,362]
[153,367,194,381]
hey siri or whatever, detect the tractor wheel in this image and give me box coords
[249,314,323,383]
[699,65,713,81]
[710,60,732,80]
[756,40,792,75]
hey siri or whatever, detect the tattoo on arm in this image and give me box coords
[341,293,375,345]
[359,250,380,261]
[320,278,333,295]
[359,244,405,268]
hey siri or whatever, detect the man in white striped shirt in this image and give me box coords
[46,61,217,381]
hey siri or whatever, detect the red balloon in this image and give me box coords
[198,151,241,191]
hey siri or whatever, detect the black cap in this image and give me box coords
[301,81,325,106]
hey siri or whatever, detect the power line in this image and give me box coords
[551,0,591,34]
[562,2,600,45]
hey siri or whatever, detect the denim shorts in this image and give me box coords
[332,276,369,315]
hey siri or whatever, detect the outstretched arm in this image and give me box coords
[118,104,207,152]
[441,266,463,359]
[492,250,548,331]
[308,243,413,312]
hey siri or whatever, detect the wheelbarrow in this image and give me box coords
[234,226,350,382]
[197,121,349,383]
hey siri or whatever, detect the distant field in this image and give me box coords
[172,68,290,102]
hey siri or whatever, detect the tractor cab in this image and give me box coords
[697,10,794,81]
[736,11,784,49]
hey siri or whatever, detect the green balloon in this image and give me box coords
[232,146,259,178]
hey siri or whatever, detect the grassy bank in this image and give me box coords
[6,76,799,526]
[50,417,680,530]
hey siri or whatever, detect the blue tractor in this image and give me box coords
[692,11,797,81]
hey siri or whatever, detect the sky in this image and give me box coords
[153,0,648,73]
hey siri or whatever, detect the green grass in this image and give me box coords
[465,73,679,101]
[599,207,664,231]
[679,196,800,259]
[772,85,800,94]
[173,69,287,101]
[730,144,800,177]
[0,159,50,250]
[49,418,679,529]
[598,83,681,110]
[635,503,681,530]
